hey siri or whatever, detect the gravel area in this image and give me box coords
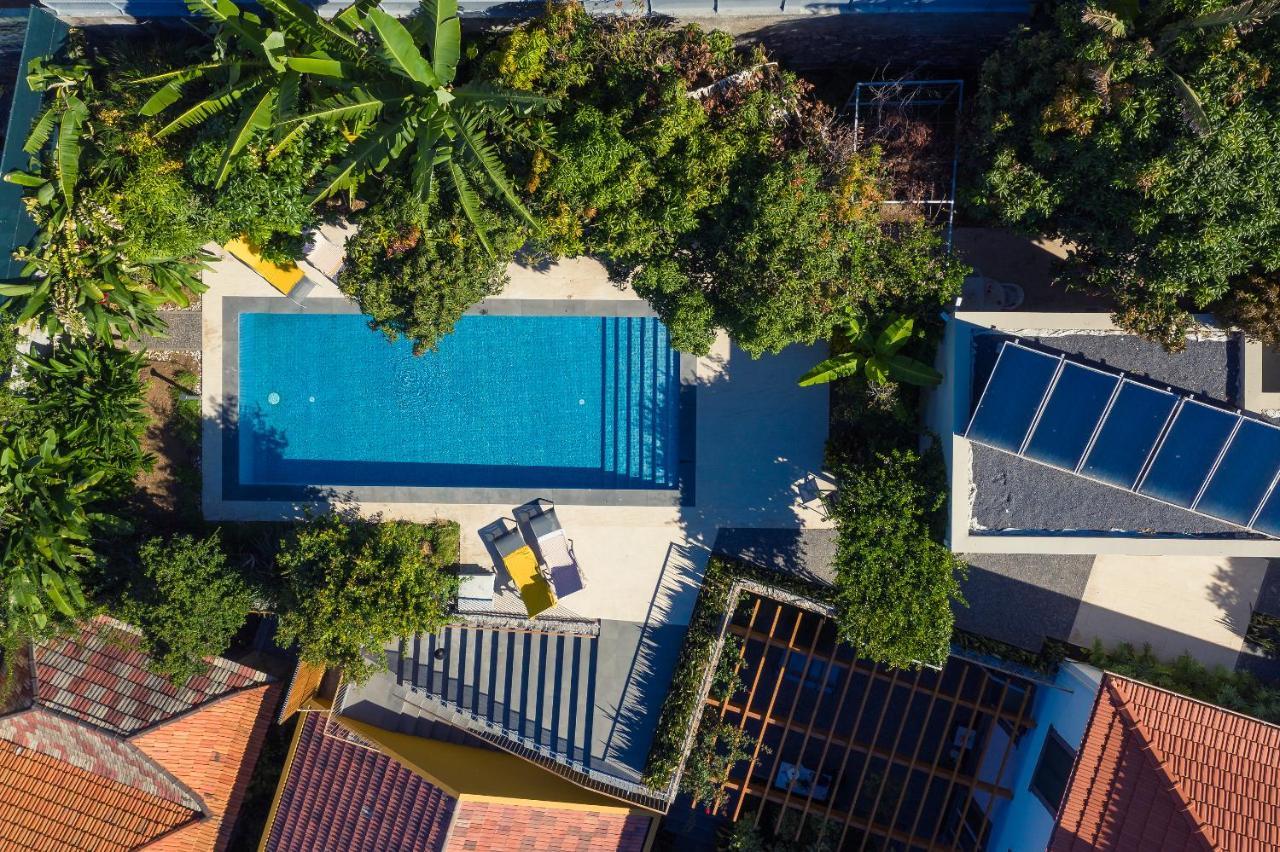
[970,331,1254,537]
[955,553,1095,651]
[712,528,837,586]
[134,308,201,353]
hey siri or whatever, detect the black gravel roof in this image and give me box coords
[968,331,1257,538]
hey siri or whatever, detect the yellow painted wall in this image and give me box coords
[338,715,641,812]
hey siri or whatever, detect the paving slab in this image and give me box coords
[1069,555,1269,670]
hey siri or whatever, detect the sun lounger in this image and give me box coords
[491,526,556,617]
[519,505,585,599]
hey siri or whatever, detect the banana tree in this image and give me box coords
[799,316,942,387]
[280,0,550,250]
[23,57,93,201]
[1080,0,1280,135]
[141,0,550,251]
[134,0,327,186]
[0,167,209,342]
[0,427,101,636]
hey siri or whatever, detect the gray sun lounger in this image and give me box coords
[516,504,585,599]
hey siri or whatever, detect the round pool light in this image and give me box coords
[268,392,281,405]
[578,398,585,405]
[309,396,316,403]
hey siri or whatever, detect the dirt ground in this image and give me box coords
[135,354,201,526]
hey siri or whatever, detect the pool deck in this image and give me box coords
[201,250,832,780]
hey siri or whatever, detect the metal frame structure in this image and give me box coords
[849,79,964,251]
[708,596,1037,851]
[965,340,1280,539]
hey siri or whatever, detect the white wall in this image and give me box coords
[984,661,1101,852]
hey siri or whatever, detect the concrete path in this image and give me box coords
[1069,555,1270,670]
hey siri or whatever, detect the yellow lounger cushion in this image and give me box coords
[225,237,304,295]
[502,543,556,617]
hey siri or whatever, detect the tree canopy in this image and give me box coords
[969,0,1280,347]
[275,514,459,683]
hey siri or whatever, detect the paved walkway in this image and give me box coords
[1068,555,1271,671]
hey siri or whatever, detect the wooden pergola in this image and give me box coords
[706,595,1037,851]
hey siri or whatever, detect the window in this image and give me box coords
[1029,726,1076,812]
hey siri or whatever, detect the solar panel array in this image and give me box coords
[965,340,1280,538]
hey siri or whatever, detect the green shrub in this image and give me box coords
[1086,640,1280,723]
[339,185,521,353]
[19,343,151,498]
[119,533,254,684]
[680,709,759,812]
[275,514,460,683]
[829,447,965,669]
[968,0,1280,348]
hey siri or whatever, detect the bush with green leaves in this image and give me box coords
[339,183,519,352]
[1085,640,1280,723]
[0,427,106,638]
[275,514,459,683]
[118,532,254,684]
[969,0,1280,348]
[19,343,151,498]
[829,447,965,669]
[680,709,760,812]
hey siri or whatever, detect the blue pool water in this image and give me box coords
[237,313,681,490]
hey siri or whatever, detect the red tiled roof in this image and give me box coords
[34,616,269,736]
[0,706,199,809]
[264,711,457,851]
[136,682,281,852]
[0,616,279,852]
[444,800,652,852]
[0,737,199,851]
[1052,673,1280,852]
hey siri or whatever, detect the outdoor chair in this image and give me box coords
[488,525,556,618]
[515,502,586,599]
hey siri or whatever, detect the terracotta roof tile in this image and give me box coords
[444,800,652,852]
[0,737,198,850]
[33,616,269,737]
[135,682,280,852]
[1051,673,1280,852]
[264,711,456,851]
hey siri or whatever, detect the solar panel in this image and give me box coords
[965,339,1280,538]
[965,344,1058,452]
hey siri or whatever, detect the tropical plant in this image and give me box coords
[143,0,550,248]
[23,57,94,202]
[338,182,516,352]
[681,709,760,812]
[20,344,151,495]
[0,168,209,341]
[135,0,311,188]
[275,514,459,683]
[0,427,104,637]
[119,533,254,684]
[969,0,1280,349]
[799,315,942,387]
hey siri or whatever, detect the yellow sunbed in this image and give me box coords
[493,529,557,617]
[224,237,305,295]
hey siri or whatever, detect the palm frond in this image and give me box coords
[282,88,406,126]
[1082,5,1128,36]
[258,0,364,63]
[367,8,439,89]
[23,105,57,156]
[422,0,460,85]
[448,111,536,228]
[214,88,275,187]
[410,117,444,202]
[1163,0,1280,45]
[446,159,493,254]
[1168,67,1210,135]
[450,81,553,113]
[309,118,415,201]
[154,81,253,137]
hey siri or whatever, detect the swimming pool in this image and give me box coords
[235,312,683,493]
